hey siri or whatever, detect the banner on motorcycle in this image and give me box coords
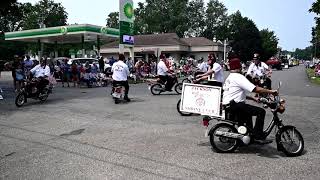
[180,83,222,117]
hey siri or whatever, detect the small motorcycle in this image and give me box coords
[112,84,126,104]
[203,82,304,157]
[149,74,183,95]
[15,78,53,107]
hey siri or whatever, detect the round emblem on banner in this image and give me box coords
[101,27,108,34]
[60,26,68,35]
[124,3,134,19]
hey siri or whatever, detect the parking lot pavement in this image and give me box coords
[0,67,320,180]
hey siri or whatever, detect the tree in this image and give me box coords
[0,0,24,32]
[21,0,68,30]
[185,0,205,37]
[260,29,279,61]
[228,11,262,62]
[202,0,230,41]
[0,0,29,61]
[294,47,313,60]
[309,0,320,58]
[134,2,148,35]
[143,0,189,37]
[106,12,119,29]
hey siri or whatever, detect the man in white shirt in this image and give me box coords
[246,54,272,89]
[30,58,51,94]
[194,54,224,86]
[198,58,208,72]
[112,54,131,101]
[157,54,174,91]
[223,56,277,144]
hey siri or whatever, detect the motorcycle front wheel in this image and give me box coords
[209,123,239,153]
[150,84,163,95]
[176,99,192,116]
[15,93,26,107]
[276,126,304,157]
[174,83,183,94]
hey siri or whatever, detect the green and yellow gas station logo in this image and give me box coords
[60,26,68,35]
[101,27,108,34]
[124,3,133,19]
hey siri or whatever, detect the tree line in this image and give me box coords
[1,0,279,62]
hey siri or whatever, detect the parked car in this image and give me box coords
[266,57,282,70]
[53,57,69,65]
[68,58,97,66]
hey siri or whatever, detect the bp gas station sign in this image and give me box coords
[120,0,134,46]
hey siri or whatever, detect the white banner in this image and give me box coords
[180,83,222,117]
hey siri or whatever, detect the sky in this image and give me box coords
[18,0,315,50]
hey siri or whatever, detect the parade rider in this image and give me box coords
[195,57,208,77]
[30,58,50,95]
[112,54,131,102]
[246,53,272,89]
[194,53,224,86]
[157,54,174,91]
[223,55,278,144]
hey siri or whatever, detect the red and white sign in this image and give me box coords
[180,83,222,117]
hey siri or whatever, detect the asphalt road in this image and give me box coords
[0,65,319,180]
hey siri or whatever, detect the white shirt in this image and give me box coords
[211,62,224,83]
[247,62,269,77]
[30,65,50,78]
[111,61,130,81]
[222,73,256,105]
[198,62,208,73]
[157,60,168,76]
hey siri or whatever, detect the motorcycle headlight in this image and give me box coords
[278,104,286,114]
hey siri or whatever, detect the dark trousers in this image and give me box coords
[159,75,174,91]
[99,66,104,73]
[37,78,49,93]
[229,101,266,139]
[113,80,129,96]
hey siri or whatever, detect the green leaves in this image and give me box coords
[228,11,263,62]
[260,29,279,61]
[21,0,68,30]
[106,12,119,29]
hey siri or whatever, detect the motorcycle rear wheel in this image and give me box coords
[209,123,239,153]
[15,93,26,107]
[276,126,304,157]
[174,83,183,94]
[150,84,162,95]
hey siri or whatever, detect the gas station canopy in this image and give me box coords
[4,24,119,44]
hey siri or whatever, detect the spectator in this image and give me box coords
[109,56,116,66]
[0,60,4,78]
[71,61,79,87]
[91,62,99,74]
[134,59,144,80]
[150,60,157,75]
[12,55,20,90]
[126,57,134,73]
[15,60,25,91]
[24,55,34,78]
[98,57,105,72]
[61,59,70,87]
